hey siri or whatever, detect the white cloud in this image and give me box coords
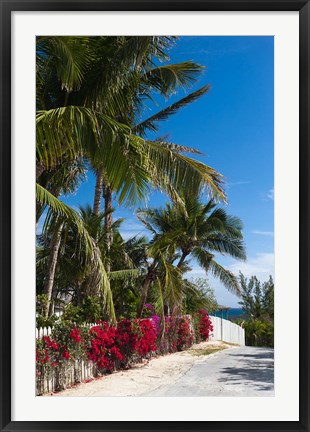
[119,220,148,241]
[252,230,274,237]
[121,230,148,241]
[228,252,274,280]
[185,266,207,279]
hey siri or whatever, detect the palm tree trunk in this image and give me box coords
[43,222,64,317]
[104,182,113,273]
[137,262,157,317]
[36,161,46,179]
[177,251,188,269]
[93,170,104,216]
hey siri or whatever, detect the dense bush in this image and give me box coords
[176,316,195,351]
[238,319,274,348]
[61,296,106,324]
[36,324,87,392]
[134,319,157,356]
[235,273,274,348]
[36,311,214,391]
[36,318,159,377]
[87,318,157,371]
[87,322,123,371]
[193,309,214,342]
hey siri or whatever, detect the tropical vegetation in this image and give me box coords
[36,36,248,330]
[234,272,274,347]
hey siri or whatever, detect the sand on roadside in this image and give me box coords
[49,340,237,397]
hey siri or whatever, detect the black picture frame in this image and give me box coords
[1,1,309,431]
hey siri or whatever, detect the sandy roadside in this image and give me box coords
[49,341,236,397]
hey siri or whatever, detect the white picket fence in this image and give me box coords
[36,326,52,338]
[35,323,97,339]
[209,316,245,346]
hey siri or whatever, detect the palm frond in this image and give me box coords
[142,61,205,96]
[108,269,140,280]
[209,260,241,295]
[37,36,92,92]
[204,235,246,260]
[36,106,130,170]
[143,140,226,202]
[134,85,211,135]
[160,257,184,309]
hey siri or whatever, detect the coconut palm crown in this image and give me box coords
[137,196,247,299]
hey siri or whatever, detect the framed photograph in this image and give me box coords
[1,0,309,431]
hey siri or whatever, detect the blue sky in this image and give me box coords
[58,36,274,307]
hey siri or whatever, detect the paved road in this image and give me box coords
[142,346,274,397]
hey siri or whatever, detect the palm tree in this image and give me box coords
[35,36,227,321]
[36,36,225,267]
[137,196,246,315]
[38,203,142,319]
[36,158,87,316]
[36,36,225,209]
[86,40,226,274]
[36,186,115,321]
[36,158,86,224]
[69,37,225,259]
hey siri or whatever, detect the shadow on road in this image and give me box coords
[227,349,274,360]
[218,348,274,392]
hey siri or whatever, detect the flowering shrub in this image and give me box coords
[36,333,72,392]
[36,337,52,366]
[36,312,214,394]
[115,319,137,364]
[134,319,157,356]
[193,309,214,342]
[36,322,89,393]
[176,316,195,351]
[51,322,88,361]
[162,316,178,353]
[36,335,63,368]
[87,319,157,371]
[70,326,82,343]
[150,315,161,336]
[87,322,123,372]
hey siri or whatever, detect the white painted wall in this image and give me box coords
[209,316,245,346]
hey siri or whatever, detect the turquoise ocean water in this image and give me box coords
[210,308,247,320]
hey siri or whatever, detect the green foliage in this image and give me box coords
[112,284,140,320]
[36,35,226,205]
[82,296,106,322]
[238,319,274,348]
[183,278,218,314]
[51,322,90,361]
[61,304,84,324]
[238,273,274,320]
[36,294,59,328]
[138,196,246,299]
[236,273,274,347]
[36,36,231,324]
[61,296,106,324]
[36,314,59,329]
